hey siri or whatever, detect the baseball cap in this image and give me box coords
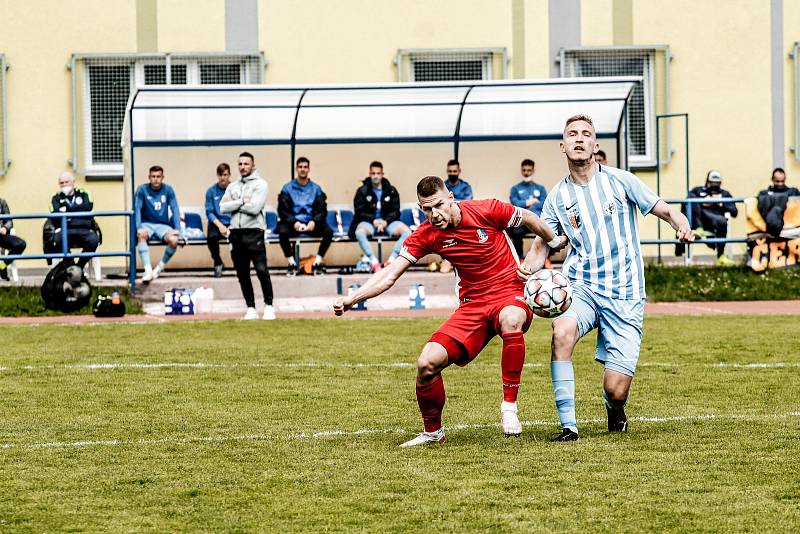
[707,170,722,183]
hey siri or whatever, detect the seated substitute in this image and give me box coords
[676,170,738,266]
[44,171,100,268]
[277,157,333,275]
[349,161,412,271]
[508,158,547,258]
[205,162,232,278]
[134,165,184,282]
[0,196,27,281]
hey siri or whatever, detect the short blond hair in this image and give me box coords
[564,114,595,130]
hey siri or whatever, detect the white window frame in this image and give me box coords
[74,53,265,177]
[560,46,659,168]
[396,48,508,82]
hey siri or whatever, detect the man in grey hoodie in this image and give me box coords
[220,152,275,320]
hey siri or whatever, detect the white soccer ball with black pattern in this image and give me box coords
[524,269,573,318]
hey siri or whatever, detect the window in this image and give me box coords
[561,47,657,167]
[396,49,507,82]
[75,53,263,175]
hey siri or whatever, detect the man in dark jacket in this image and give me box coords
[757,167,800,237]
[0,196,27,281]
[45,171,100,268]
[277,157,333,275]
[348,161,411,271]
[676,170,738,265]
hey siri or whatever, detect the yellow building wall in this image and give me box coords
[157,0,226,52]
[580,0,614,46]
[521,0,550,78]
[1,0,798,271]
[258,0,513,84]
[0,0,137,268]
[627,0,773,257]
[783,1,800,181]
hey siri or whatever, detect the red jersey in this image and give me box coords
[399,199,525,301]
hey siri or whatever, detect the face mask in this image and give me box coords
[447,174,459,182]
[522,175,534,183]
[61,186,73,196]
[707,184,720,192]
[772,184,788,192]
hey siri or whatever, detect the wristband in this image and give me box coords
[546,235,561,248]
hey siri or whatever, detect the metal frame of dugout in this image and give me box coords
[122,77,641,290]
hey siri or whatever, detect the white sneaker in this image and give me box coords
[501,401,522,437]
[262,305,276,320]
[242,307,258,320]
[151,264,163,281]
[399,427,445,447]
[141,266,153,283]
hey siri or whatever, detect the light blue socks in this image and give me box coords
[551,360,577,431]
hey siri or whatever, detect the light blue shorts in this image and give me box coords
[554,283,644,376]
[141,222,176,242]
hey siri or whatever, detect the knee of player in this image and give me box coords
[498,308,526,332]
[552,320,576,345]
[416,352,444,379]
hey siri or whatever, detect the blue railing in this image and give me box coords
[0,210,136,289]
[644,197,749,263]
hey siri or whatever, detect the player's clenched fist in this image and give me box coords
[332,297,352,316]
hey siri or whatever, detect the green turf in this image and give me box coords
[645,264,800,301]
[0,286,143,316]
[1,316,799,532]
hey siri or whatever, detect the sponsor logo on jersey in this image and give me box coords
[567,207,582,230]
[476,229,488,243]
[442,238,457,249]
[602,200,616,216]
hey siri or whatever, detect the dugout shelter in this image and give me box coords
[122,77,639,277]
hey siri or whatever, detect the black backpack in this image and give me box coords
[92,293,126,317]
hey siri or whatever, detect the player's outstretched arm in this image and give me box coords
[332,257,412,316]
[650,199,694,243]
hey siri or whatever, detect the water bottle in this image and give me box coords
[409,283,426,310]
[348,284,367,311]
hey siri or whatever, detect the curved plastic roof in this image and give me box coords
[125,78,639,146]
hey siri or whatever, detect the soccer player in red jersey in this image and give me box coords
[333,176,566,446]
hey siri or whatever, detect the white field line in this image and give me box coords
[2,412,799,451]
[0,361,799,373]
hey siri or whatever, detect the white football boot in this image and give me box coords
[242,307,258,320]
[262,305,276,320]
[399,427,445,447]
[141,265,154,283]
[151,262,163,281]
[501,401,522,437]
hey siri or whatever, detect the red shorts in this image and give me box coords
[429,291,533,367]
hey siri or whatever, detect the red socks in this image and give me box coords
[416,375,446,432]
[501,331,526,402]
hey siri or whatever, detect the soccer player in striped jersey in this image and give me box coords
[333,176,566,446]
[518,114,694,441]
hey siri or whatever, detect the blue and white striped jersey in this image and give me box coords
[540,164,660,300]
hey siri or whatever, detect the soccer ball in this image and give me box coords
[524,269,573,318]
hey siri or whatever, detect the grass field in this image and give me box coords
[1,316,799,532]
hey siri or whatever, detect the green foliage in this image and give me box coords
[0,286,143,316]
[645,264,800,301]
[0,317,798,531]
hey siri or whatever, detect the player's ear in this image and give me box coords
[593,144,600,154]
[559,141,566,154]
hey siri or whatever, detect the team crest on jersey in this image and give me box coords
[602,200,616,216]
[476,229,488,243]
[567,207,582,230]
